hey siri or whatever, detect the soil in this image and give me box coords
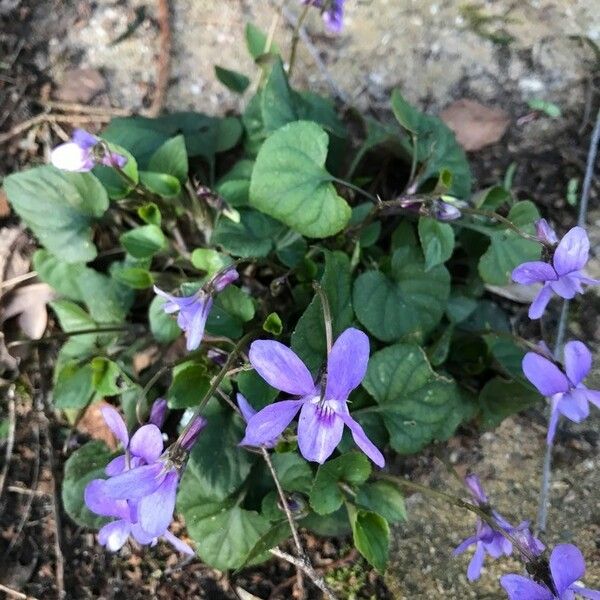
[1,0,599,599]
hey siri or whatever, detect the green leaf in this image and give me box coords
[261,59,297,133]
[428,324,454,366]
[527,98,561,118]
[186,402,255,501]
[54,361,94,408]
[245,23,278,60]
[479,377,540,428]
[241,520,291,568]
[216,285,255,323]
[92,142,139,199]
[148,135,188,183]
[120,224,167,259]
[391,89,471,198]
[212,208,284,257]
[186,504,270,570]
[4,167,108,263]
[49,299,101,361]
[355,481,406,523]
[309,452,371,515]
[271,452,313,494]
[237,370,279,410]
[190,248,232,276]
[149,295,181,344]
[62,441,113,527]
[249,121,351,238]
[217,117,243,153]
[137,202,162,226]
[362,343,465,453]
[34,250,133,323]
[111,265,154,289]
[91,357,128,396]
[353,246,450,343]
[263,312,282,335]
[215,65,250,93]
[418,217,455,271]
[167,361,211,408]
[291,251,354,372]
[478,201,542,285]
[347,506,389,572]
[216,160,254,207]
[139,171,181,197]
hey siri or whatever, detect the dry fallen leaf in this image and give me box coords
[1,282,57,339]
[441,99,510,151]
[53,67,107,104]
[77,401,118,449]
[0,190,10,218]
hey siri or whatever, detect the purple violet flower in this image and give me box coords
[50,129,127,172]
[240,328,385,467]
[501,544,600,599]
[148,397,168,429]
[304,0,345,33]
[512,225,599,319]
[154,267,239,351]
[454,475,540,581]
[237,393,277,448]
[84,406,192,554]
[522,341,600,445]
[535,218,559,245]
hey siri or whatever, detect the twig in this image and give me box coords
[37,100,131,117]
[0,113,111,145]
[269,548,338,600]
[0,583,40,600]
[0,385,16,501]
[260,447,305,597]
[536,107,600,534]
[146,0,172,117]
[0,271,37,291]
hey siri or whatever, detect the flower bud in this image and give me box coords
[148,398,168,428]
[212,266,239,292]
[180,415,208,451]
[432,199,461,221]
[535,218,558,245]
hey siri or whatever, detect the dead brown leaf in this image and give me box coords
[77,401,118,449]
[0,190,10,218]
[53,67,107,104]
[133,345,159,376]
[1,282,56,339]
[441,99,510,151]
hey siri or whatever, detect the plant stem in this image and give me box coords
[288,3,310,77]
[331,177,379,203]
[7,326,139,348]
[313,282,333,356]
[174,332,254,448]
[460,206,541,244]
[535,107,600,534]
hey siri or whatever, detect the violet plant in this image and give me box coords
[3,9,599,598]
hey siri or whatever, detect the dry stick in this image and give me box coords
[146,0,172,117]
[536,107,600,534]
[0,386,16,501]
[37,100,131,117]
[0,583,40,600]
[269,548,338,600]
[0,113,111,144]
[261,447,306,599]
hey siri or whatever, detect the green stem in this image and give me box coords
[312,282,333,356]
[288,3,310,77]
[460,206,542,244]
[331,177,379,203]
[7,326,139,348]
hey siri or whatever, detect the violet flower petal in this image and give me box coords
[50,143,95,172]
[71,129,98,149]
[105,455,127,476]
[148,398,168,428]
[535,219,559,245]
[553,227,589,276]
[162,530,195,555]
[236,393,257,422]
[583,388,600,409]
[185,297,212,351]
[574,587,600,600]
[563,341,592,386]
[241,399,304,446]
[84,479,130,519]
[130,523,156,545]
[100,405,129,447]
[453,535,478,555]
[249,340,315,395]
[98,519,131,552]
[297,401,344,464]
[325,328,369,402]
[500,574,554,600]
[129,424,164,464]
[550,544,586,597]
[523,353,570,396]
[550,274,581,299]
[338,411,385,467]
[464,474,488,504]
[558,390,589,422]
[512,261,557,285]
[139,470,178,537]
[529,285,554,319]
[322,0,344,31]
[466,541,486,581]
[103,463,165,499]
